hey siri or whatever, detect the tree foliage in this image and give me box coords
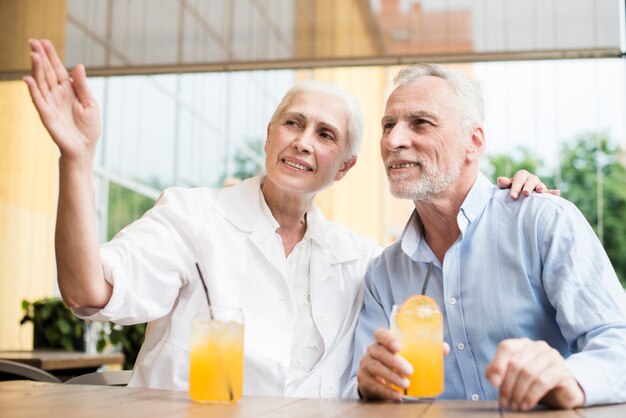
[556,134,626,286]
[485,134,626,287]
[482,147,543,181]
[220,138,265,185]
[107,181,157,240]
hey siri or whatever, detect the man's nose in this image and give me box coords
[382,123,411,150]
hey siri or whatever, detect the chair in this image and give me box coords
[64,370,132,386]
[0,359,62,383]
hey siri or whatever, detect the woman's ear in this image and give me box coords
[334,157,357,181]
[265,123,272,153]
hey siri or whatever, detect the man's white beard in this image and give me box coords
[388,152,463,201]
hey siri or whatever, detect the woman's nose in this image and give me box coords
[293,129,314,153]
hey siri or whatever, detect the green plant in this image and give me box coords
[555,134,626,286]
[20,298,147,369]
[107,181,157,241]
[485,135,626,287]
[109,323,147,370]
[20,298,85,351]
[219,138,265,186]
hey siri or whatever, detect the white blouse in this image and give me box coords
[258,192,325,380]
[73,176,379,398]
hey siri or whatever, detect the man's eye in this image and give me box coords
[414,118,432,126]
[319,131,335,141]
[285,119,299,127]
[382,122,394,132]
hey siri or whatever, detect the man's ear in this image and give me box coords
[466,126,485,162]
[334,156,357,181]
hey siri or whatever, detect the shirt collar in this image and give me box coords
[302,204,325,246]
[257,179,323,246]
[459,172,494,228]
[399,172,494,260]
[400,211,433,262]
[215,175,361,263]
[258,185,281,233]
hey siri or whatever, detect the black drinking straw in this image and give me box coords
[420,262,434,295]
[194,262,233,401]
[195,263,213,320]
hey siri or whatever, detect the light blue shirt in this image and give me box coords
[344,173,626,406]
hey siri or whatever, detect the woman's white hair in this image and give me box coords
[394,64,484,132]
[269,80,364,158]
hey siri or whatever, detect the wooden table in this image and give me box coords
[0,350,124,380]
[1,381,625,418]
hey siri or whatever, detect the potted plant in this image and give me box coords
[21,297,147,370]
[20,297,85,351]
[109,323,147,369]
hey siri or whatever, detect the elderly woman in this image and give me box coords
[24,39,548,398]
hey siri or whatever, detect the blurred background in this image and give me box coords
[1,0,625,355]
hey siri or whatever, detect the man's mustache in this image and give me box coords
[384,152,427,167]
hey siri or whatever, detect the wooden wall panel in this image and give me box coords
[0,0,66,350]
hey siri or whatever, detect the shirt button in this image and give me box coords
[449,297,457,305]
[471,393,479,401]
[457,342,465,351]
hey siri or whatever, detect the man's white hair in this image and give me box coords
[269,80,364,158]
[394,64,484,132]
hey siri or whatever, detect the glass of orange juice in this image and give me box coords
[189,306,244,403]
[390,295,444,399]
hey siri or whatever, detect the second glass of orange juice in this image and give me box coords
[390,295,444,398]
[189,306,244,403]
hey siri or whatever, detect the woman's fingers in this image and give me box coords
[30,50,51,101]
[30,39,58,94]
[23,75,46,112]
[42,39,70,84]
[71,64,96,107]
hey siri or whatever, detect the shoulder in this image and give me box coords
[158,186,221,202]
[488,190,595,248]
[491,188,570,208]
[157,178,261,211]
[154,186,221,213]
[321,220,380,260]
[490,189,579,219]
[360,240,405,297]
[370,240,404,270]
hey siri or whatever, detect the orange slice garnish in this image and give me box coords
[396,295,440,330]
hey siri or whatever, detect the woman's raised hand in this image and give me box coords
[23,39,101,162]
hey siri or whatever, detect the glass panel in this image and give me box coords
[100,74,178,186]
[91,59,625,286]
[56,0,626,75]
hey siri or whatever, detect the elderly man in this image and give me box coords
[345,64,626,410]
